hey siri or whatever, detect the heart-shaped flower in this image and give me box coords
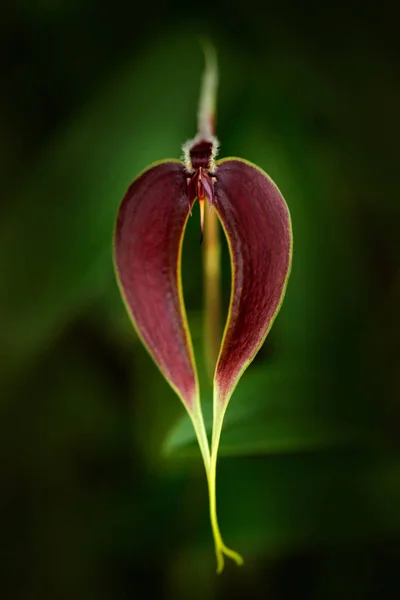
[113,46,292,572]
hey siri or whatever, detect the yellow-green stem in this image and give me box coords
[190,395,243,573]
[203,205,222,380]
[207,402,244,573]
[190,399,210,473]
[198,40,217,137]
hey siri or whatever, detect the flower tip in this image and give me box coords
[216,557,224,574]
[214,538,244,574]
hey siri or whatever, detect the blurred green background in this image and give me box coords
[1,2,400,599]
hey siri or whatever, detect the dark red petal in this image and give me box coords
[213,158,292,403]
[114,161,198,409]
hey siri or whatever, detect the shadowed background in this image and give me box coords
[1,1,400,599]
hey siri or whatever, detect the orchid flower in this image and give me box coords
[113,45,292,573]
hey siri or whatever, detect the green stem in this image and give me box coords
[198,40,218,137]
[190,395,243,573]
[208,402,244,573]
[203,204,222,381]
[190,398,210,473]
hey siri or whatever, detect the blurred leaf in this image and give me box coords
[164,365,360,458]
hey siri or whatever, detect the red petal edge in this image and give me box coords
[213,158,292,403]
[113,161,198,410]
